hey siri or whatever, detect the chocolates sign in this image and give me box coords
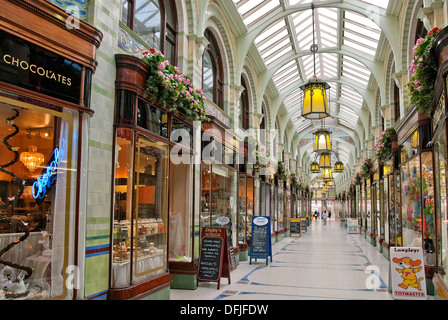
[0,30,81,104]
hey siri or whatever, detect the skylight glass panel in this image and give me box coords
[341,55,371,85]
[359,0,389,9]
[339,118,355,131]
[293,7,338,51]
[255,19,293,65]
[340,85,363,109]
[339,105,359,120]
[273,61,301,91]
[342,10,381,57]
[300,53,338,80]
[235,0,281,26]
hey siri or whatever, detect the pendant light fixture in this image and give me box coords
[311,161,320,173]
[322,168,333,181]
[314,128,332,153]
[319,153,331,168]
[300,2,331,120]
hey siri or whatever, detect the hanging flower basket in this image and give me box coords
[374,128,396,162]
[248,136,270,167]
[406,27,441,116]
[277,161,290,181]
[354,173,361,186]
[361,158,371,179]
[141,49,208,122]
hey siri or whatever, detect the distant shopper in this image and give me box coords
[322,210,328,225]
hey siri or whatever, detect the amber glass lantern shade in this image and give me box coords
[314,129,332,153]
[300,76,331,120]
[311,161,320,173]
[334,161,344,173]
[319,153,331,168]
[322,168,333,180]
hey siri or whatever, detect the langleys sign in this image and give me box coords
[0,30,82,104]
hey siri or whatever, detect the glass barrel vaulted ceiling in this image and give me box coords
[232,0,391,185]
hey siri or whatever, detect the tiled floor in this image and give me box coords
[171,218,397,300]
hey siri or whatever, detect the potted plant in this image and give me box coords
[406,27,442,116]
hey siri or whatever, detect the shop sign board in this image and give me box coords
[290,218,301,237]
[347,218,359,234]
[197,227,231,290]
[390,247,427,300]
[250,216,272,266]
[0,30,82,104]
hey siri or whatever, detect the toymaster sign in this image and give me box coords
[390,247,427,300]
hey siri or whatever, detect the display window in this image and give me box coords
[237,175,253,245]
[421,152,435,266]
[400,155,422,247]
[169,160,194,263]
[434,122,448,285]
[200,162,237,247]
[394,172,402,246]
[0,96,78,300]
[366,180,371,232]
[277,187,283,231]
[112,129,169,288]
[361,184,365,230]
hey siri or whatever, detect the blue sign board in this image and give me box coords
[250,216,272,266]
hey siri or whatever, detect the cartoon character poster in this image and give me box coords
[390,247,427,300]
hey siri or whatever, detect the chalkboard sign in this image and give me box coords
[250,216,272,265]
[197,227,231,289]
[300,218,307,232]
[290,218,301,237]
[198,237,222,281]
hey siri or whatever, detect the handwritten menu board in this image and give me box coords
[300,218,307,232]
[197,227,231,289]
[290,219,301,237]
[250,216,272,265]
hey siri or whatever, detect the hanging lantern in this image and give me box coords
[319,153,331,168]
[325,179,335,188]
[311,161,320,173]
[322,168,333,181]
[300,76,331,120]
[314,128,332,153]
[20,145,45,172]
[334,161,344,173]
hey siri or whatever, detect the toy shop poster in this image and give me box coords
[390,247,427,300]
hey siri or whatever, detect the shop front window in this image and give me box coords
[200,162,237,247]
[401,156,421,247]
[0,99,77,300]
[112,129,169,288]
[366,181,371,232]
[434,124,448,284]
[421,151,435,266]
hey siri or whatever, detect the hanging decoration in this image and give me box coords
[20,145,45,172]
[0,109,24,201]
